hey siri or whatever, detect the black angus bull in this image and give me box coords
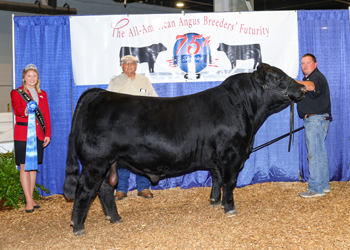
[217,43,262,69]
[119,43,167,73]
[63,63,306,235]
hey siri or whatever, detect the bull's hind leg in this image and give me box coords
[98,176,122,224]
[209,168,222,207]
[70,166,105,235]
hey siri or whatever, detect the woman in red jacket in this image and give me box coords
[11,64,51,213]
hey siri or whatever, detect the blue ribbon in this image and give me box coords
[25,101,38,171]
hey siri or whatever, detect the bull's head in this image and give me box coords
[253,63,306,102]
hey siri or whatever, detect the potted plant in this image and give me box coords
[0,151,50,209]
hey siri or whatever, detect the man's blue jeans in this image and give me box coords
[304,114,330,194]
[116,168,150,194]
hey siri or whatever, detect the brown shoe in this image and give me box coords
[114,191,127,201]
[138,189,154,199]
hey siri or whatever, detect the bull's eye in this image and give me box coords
[273,78,280,82]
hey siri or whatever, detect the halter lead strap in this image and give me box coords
[288,101,294,152]
[258,78,295,151]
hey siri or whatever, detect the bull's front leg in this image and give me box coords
[221,165,240,215]
[222,183,238,215]
[209,168,222,207]
[98,175,122,224]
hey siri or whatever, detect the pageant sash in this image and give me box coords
[25,101,38,171]
[14,89,46,137]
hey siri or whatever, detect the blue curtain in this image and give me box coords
[14,16,73,195]
[13,10,350,196]
[297,10,350,182]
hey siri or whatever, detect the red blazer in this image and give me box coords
[11,86,51,141]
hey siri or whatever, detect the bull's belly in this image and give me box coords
[122,158,211,176]
[124,159,212,185]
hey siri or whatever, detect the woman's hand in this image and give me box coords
[43,137,51,147]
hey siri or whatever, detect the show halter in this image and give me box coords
[258,77,293,102]
[25,101,38,171]
[257,78,300,152]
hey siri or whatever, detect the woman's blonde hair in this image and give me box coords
[22,64,42,93]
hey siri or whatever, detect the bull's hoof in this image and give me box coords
[210,200,221,207]
[70,221,74,227]
[225,207,238,216]
[112,218,123,224]
[74,229,87,236]
[105,215,123,223]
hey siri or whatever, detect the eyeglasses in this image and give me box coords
[123,62,137,66]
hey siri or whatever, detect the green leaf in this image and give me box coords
[0,151,50,209]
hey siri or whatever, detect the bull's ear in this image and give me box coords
[253,63,270,84]
[257,63,269,71]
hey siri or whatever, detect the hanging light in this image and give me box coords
[176,2,184,8]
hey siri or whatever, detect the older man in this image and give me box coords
[107,55,158,200]
[296,53,332,198]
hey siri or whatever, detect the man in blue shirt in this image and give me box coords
[296,53,332,198]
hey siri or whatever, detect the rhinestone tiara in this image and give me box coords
[24,64,37,71]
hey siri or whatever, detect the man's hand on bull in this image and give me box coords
[296,80,314,92]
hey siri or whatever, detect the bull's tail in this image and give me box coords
[63,127,79,200]
[63,88,105,200]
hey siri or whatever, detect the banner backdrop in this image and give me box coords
[12,10,350,196]
[70,11,298,85]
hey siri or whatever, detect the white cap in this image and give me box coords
[121,55,139,63]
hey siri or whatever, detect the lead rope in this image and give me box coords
[251,101,305,153]
[288,101,294,152]
[251,126,304,153]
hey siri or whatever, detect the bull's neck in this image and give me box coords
[247,85,269,134]
[251,83,290,134]
[231,77,272,134]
